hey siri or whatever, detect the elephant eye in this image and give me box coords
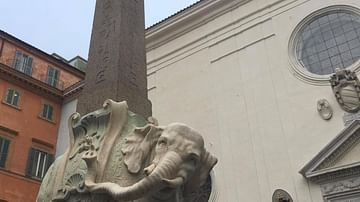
[188,154,199,166]
[157,138,167,146]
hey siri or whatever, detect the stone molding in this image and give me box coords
[300,120,360,183]
[321,177,360,201]
[0,62,63,103]
[321,177,360,196]
[288,4,360,86]
[146,0,253,51]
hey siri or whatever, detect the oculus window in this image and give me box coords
[295,9,360,75]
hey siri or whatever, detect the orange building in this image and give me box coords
[0,30,85,202]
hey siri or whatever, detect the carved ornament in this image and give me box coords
[330,68,360,113]
[317,99,333,120]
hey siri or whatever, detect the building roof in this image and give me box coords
[0,29,85,78]
[68,55,88,63]
[146,0,204,30]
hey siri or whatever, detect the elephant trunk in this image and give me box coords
[85,151,183,201]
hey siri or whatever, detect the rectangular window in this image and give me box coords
[26,148,53,179]
[5,88,20,107]
[14,51,33,76]
[46,67,59,87]
[41,104,54,121]
[0,137,10,168]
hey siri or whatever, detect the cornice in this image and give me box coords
[63,80,84,103]
[0,63,63,103]
[308,164,360,184]
[0,30,85,79]
[146,0,252,51]
[300,120,360,183]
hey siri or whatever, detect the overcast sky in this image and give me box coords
[0,0,198,60]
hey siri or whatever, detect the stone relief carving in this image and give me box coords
[321,177,360,196]
[330,68,360,113]
[321,177,360,201]
[37,100,217,202]
[317,99,333,120]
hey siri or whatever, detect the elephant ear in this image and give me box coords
[184,150,218,196]
[121,124,162,174]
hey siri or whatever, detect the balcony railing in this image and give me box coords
[3,59,65,91]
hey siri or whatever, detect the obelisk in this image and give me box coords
[77,0,152,118]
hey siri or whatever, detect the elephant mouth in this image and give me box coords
[161,176,185,188]
[144,163,156,176]
[144,165,185,189]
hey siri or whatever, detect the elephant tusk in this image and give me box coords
[144,163,156,176]
[161,176,184,188]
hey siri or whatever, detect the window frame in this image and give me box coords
[46,66,60,88]
[13,50,33,76]
[4,88,20,107]
[0,136,10,169]
[25,147,54,180]
[2,86,21,110]
[39,101,55,122]
[0,126,17,170]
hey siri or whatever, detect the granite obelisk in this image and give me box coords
[77,0,152,118]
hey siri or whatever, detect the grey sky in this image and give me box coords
[0,0,198,60]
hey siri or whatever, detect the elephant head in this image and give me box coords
[83,122,217,201]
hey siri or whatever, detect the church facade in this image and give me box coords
[145,0,360,201]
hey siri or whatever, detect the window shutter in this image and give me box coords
[12,91,19,106]
[5,89,14,104]
[54,69,59,82]
[25,57,33,75]
[48,106,53,120]
[47,68,53,85]
[45,154,54,174]
[0,138,4,167]
[14,51,22,69]
[0,139,9,168]
[42,104,47,118]
[26,148,35,176]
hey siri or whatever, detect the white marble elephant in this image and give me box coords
[37,100,217,202]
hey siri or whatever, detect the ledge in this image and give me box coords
[0,167,41,184]
[0,63,63,103]
[1,100,21,111]
[38,115,56,125]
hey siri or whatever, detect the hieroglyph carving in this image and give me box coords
[37,100,217,202]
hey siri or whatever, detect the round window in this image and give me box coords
[295,9,360,75]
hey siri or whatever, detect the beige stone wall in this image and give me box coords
[146,0,360,201]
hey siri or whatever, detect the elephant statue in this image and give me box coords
[36,100,217,202]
